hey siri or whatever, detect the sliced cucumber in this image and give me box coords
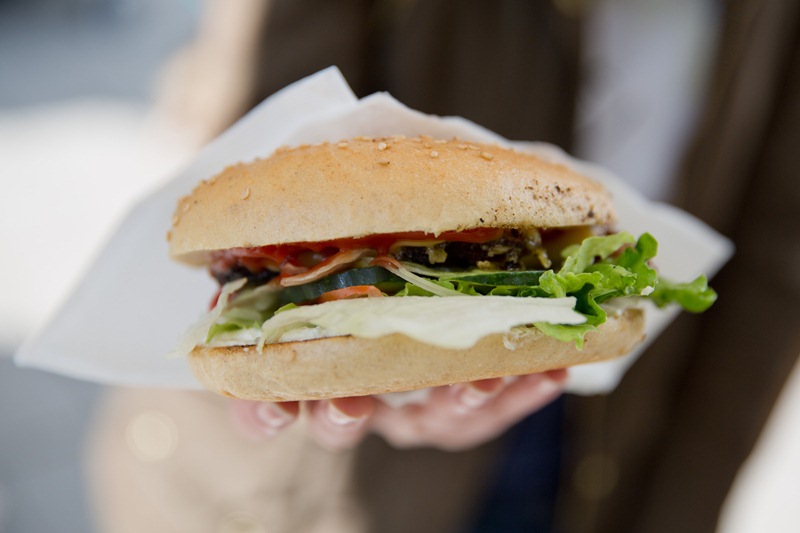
[280,267,405,304]
[278,267,545,304]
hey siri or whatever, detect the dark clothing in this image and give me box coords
[246,1,800,531]
[465,397,565,533]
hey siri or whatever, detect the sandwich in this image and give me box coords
[168,136,715,401]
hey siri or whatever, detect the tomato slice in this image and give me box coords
[208,288,221,311]
[317,285,384,302]
[210,228,504,275]
[328,228,504,252]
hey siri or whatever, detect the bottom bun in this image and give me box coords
[189,308,645,401]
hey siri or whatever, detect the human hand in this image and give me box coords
[229,369,567,452]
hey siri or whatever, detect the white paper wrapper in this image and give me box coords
[15,67,733,395]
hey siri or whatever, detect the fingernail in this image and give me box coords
[457,385,496,409]
[255,403,296,429]
[521,374,563,395]
[326,401,366,426]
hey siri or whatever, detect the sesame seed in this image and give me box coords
[356,135,372,141]
[480,151,494,160]
[434,139,447,144]
[430,150,439,158]
[378,142,388,151]
[181,203,190,212]
[337,141,349,148]
[241,187,250,200]
[467,144,479,150]
[423,142,432,149]
[377,159,391,166]
[458,144,468,150]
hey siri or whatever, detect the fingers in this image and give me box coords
[229,400,300,439]
[543,368,569,384]
[436,372,562,418]
[229,396,376,451]
[452,377,506,411]
[306,396,375,452]
[227,369,569,451]
[485,372,565,425]
[372,370,568,450]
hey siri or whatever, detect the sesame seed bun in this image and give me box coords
[171,136,642,401]
[188,308,644,401]
[169,136,616,265]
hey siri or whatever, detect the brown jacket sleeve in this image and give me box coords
[559,1,800,531]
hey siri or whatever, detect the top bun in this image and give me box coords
[169,136,616,265]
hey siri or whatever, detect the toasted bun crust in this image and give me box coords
[169,137,616,265]
[188,308,644,401]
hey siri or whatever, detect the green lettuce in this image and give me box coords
[389,232,715,347]
[650,275,717,312]
[204,232,716,348]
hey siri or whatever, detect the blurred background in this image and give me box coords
[0,0,200,530]
[1,1,798,532]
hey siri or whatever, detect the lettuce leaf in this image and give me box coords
[650,275,717,312]
[258,296,586,349]
[387,232,714,347]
